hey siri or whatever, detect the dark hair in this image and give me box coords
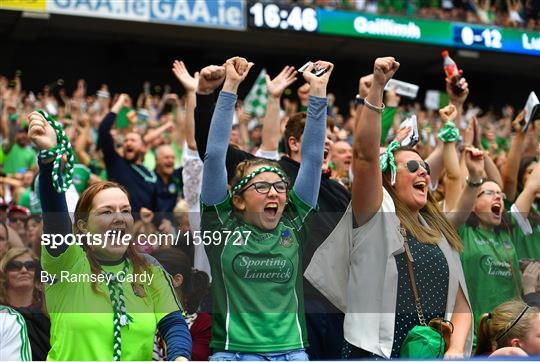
[465,179,511,233]
[284,112,334,155]
[517,156,538,193]
[230,158,289,194]
[151,248,209,314]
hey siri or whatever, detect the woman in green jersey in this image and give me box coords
[459,180,524,329]
[27,111,192,361]
[200,56,330,360]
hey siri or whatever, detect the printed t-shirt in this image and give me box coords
[459,224,523,329]
[200,190,313,352]
[41,244,181,361]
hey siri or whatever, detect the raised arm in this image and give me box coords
[172,60,199,150]
[352,57,400,226]
[513,162,540,218]
[447,147,485,229]
[293,61,332,207]
[502,110,527,202]
[98,93,130,159]
[194,65,226,160]
[200,57,253,205]
[74,114,91,166]
[438,105,462,211]
[27,111,72,255]
[260,66,297,152]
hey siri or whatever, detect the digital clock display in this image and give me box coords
[454,25,503,49]
[248,1,318,32]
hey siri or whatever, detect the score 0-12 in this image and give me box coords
[457,25,503,49]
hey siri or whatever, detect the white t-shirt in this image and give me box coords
[0,306,32,361]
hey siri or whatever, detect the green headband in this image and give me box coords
[379,140,400,185]
[36,109,75,193]
[232,166,287,194]
[438,121,460,143]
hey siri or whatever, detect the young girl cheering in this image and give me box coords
[27,111,191,360]
[200,56,331,360]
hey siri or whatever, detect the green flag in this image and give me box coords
[244,69,267,118]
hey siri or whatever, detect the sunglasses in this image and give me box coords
[477,190,507,200]
[402,160,431,176]
[5,260,37,272]
[240,181,289,194]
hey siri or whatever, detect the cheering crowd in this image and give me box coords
[0,53,539,361]
[296,0,540,30]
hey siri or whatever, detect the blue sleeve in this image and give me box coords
[200,91,237,205]
[97,112,121,165]
[38,160,72,256]
[157,311,192,361]
[293,96,327,207]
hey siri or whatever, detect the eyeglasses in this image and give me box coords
[240,181,289,194]
[5,260,37,272]
[477,190,507,200]
[402,160,431,176]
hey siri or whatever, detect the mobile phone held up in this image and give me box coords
[298,62,328,77]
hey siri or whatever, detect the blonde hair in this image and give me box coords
[475,300,539,355]
[382,149,462,251]
[0,247,40,305]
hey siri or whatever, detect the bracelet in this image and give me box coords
[466,176,484,187]
[355,95,385,113]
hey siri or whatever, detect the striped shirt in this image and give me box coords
[0,305,32,361]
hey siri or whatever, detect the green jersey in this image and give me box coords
[200,190,313,352]
[459,224,523,329]
[3,144,37,175]
[510,205,540,260]
[42,244,182,361]
[72,164,91,194]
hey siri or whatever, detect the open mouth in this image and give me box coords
[413,181,427,193]
[264,203,278,218]
[491,203,502,218]
[323,149,329,160]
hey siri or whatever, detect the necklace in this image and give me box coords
[130,164,157,183]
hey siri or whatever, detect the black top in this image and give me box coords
[16,305,51,361]
[98,112,158,213]
[392,234,449,357]
[194,93,351,311]
[155,167,183,213]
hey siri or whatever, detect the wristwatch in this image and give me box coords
[466,176,484,187]
[355,94,385,113]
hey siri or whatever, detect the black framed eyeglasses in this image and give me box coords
[477,190,507,200]
[403,160,431,176]
[241,181,289,194]
[5,260,37,272]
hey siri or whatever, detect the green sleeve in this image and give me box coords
[41,244,86,277]
[381,106,397,145]
[150,266,183,323]
[287,189,315,232]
